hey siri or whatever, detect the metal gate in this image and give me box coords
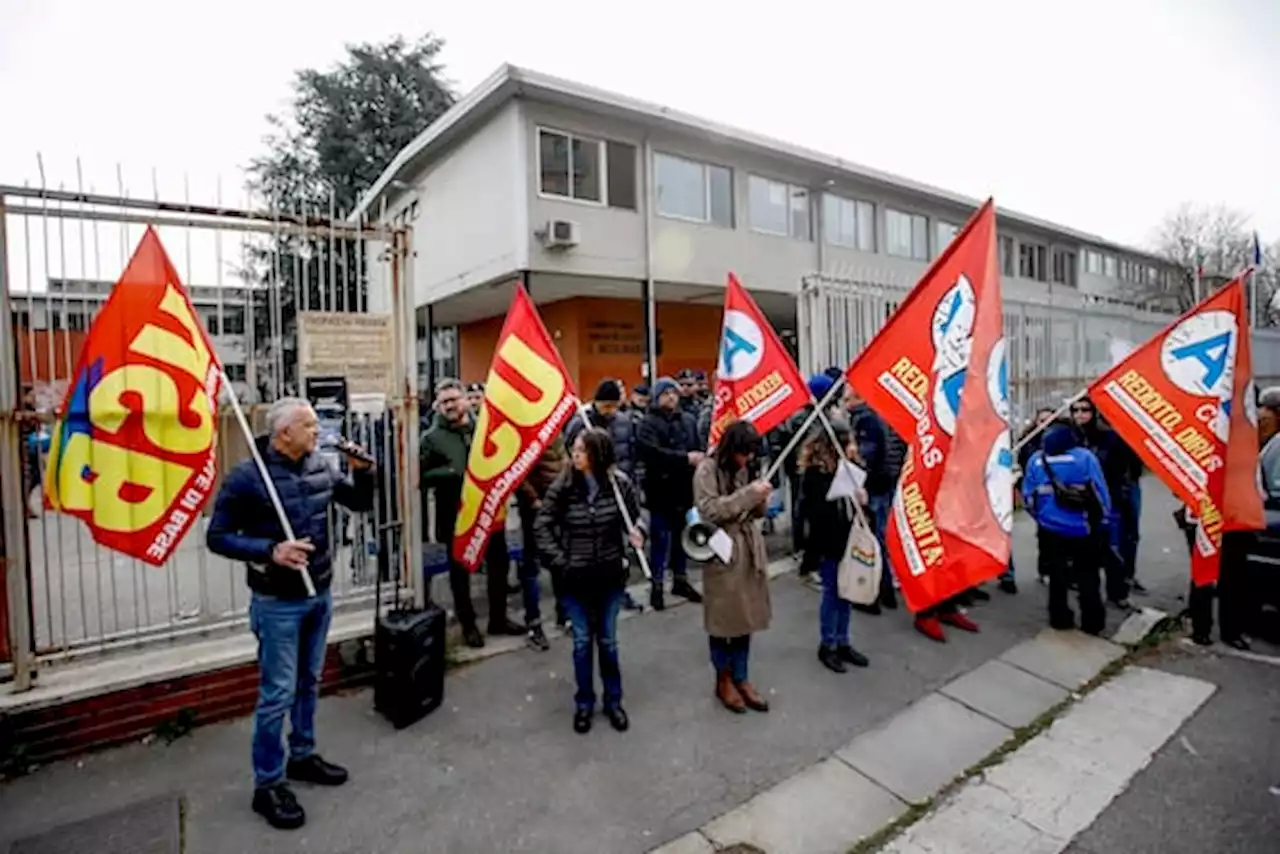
[0,180,422,690]
[798,271,1280,426]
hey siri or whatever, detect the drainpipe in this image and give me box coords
[641,137,657,384]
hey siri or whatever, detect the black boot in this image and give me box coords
[650,584,666,612]
[838,644,870,668]
[461,624,485,648]
[252,783,306,830]
[671,578,703,604]
[605,706,630,732]
[573,708,593,734]
[286,754,349,787]
[818,645,847,673]
[527,625,550,652]
[487,617,527,637]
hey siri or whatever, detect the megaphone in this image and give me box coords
[682,507,721,561]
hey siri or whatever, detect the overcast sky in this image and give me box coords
[1,0,1276,286]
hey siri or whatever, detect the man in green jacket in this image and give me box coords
[421,379,524,648]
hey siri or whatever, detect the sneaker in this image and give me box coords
[527,625,550,652]
[252,783,306,830]
[915,616,947,643]
[940,611,980,633]
[1130,579,1149,595]
[671,579,704,604]
[818,645,847,673]
[837,644,870,668]
[998,578,1018,595]
[969,587,992,602]
[1225,636,1252,652]
[286,754,349,787]
[621,591,644,613]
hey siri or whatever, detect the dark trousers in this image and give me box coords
[1041,530,1104,635]
[516,493,564,626]
[1189,532,1256,642]
[1101,533,1130,603]
[709,635,751,682]
[788,473,805,553]
[449,529,512,630]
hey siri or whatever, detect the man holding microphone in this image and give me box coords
[208,397,375,831]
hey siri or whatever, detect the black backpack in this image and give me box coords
[1043,456,1102,524]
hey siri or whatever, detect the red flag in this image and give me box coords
[44,228,224,565]
[846,199,1010,612]
[1089,277,1262,585]
[453,284,577,570]
[707,273,809,447]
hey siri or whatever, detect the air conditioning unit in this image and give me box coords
[541,219,580,250]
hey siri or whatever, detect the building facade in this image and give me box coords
[355,64,1182,396]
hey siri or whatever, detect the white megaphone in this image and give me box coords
[682,507,720,562]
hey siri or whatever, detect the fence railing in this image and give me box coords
[1,180,422,689]
[798,271,1280,428]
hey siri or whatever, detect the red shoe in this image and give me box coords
[940,611,980,633]
[914,616,946,643]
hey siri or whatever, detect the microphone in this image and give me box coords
[321,434,376,466]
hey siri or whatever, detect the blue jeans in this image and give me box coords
[250,590,333,788]
[867,492,894,592]
[649,512,688,585]
[1117,482,1142,580]
[709,635,751,682]
[562,589,625,711]
[819,559,852,648]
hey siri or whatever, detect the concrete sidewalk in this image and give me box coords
[0,481,1191,853]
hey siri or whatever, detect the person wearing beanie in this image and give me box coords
[807,373,835,404]
[629,384,650,413]
[564,378,646,614]
[636,376,706,609]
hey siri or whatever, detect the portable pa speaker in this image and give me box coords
[682,507,720,562]
[373,603,446,729]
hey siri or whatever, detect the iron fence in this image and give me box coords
[0,174,422,689]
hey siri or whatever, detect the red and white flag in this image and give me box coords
[1089,276,1263,585]
[846,199,1011,612]
[707,273,808,447]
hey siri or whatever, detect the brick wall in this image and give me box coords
[1,638,373,771]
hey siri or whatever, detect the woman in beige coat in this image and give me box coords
[693,420,774,714]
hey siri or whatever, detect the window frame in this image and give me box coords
[885,207,929,261]
[652,151,734,228]
[536,126,608,207]
[934,220,961,258]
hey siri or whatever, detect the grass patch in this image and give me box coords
[848,625,1182,854]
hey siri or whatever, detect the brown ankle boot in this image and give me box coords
[715,671,747,714]
[736,681,770,713]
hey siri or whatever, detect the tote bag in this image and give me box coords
[838,511,883,605]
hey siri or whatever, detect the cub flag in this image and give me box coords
[846,199,1010,612]
[708,273,808,447]
[1089,277,1263,585]
[454,283,577,570]
[44,227,224,566]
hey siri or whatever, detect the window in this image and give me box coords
[934,221,960,257]
[1052,249,1078,287]
[538,128,602,203]
[748,175,810,239]
[999,235,1014,276]
[1019,242,1047,281]
[1103,254,1117,278]
[886,208,928,260]
[822,195,875,251]
[1084,250,1103,275]
[654,152,733,226]
[223,308,246,335]
[224,364,247,382]
[206,315,219,335]
[605,141,637,210]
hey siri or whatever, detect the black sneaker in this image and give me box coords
[252,783,306,830]
[462,625,485,649]
[671,579,704,604]
[818,645,847,673]
[286,754,349,787]
[605,706,630,732]
[527,625,550,652]
[1130,579,1149,595]
[998,578,1018,595]
[649,585,666,612]
[969,587,992,602]
[621,591,644,613]
[573,708,593,734]
[838,644,870,668]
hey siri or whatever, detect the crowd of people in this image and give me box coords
[204,365,1280,831]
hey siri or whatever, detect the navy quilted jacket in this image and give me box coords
[207,438,375,598]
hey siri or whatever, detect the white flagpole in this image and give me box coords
[762,374,847,483]
[573,400,652,580]
[221,368,317,597]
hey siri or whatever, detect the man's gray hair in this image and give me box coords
[1260,386,1280,411]
[435,378,462,396]
[266,397,313,436]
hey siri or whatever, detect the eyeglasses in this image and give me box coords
[1070,405,1093,414]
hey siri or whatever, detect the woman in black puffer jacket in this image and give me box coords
[535,428,646,735]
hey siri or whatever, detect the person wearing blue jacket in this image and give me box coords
[1021,423,1112,635]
